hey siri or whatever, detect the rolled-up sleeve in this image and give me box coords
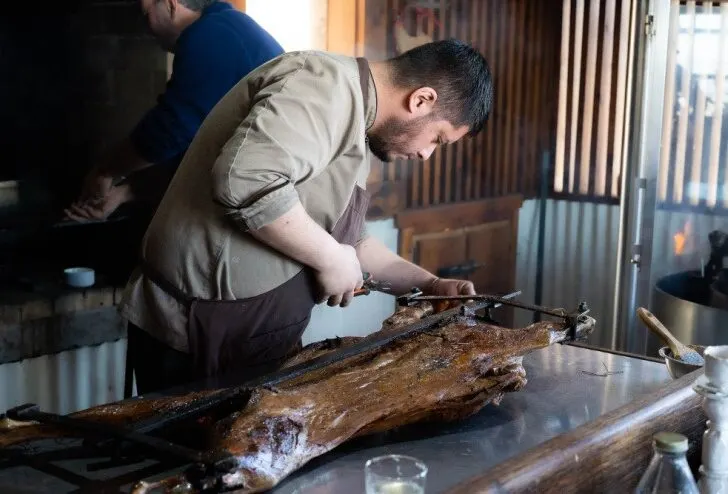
[211,56,357,231]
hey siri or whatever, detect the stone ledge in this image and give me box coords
[0,285,124,325]
[0,306,127,365]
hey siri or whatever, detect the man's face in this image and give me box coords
[367,114,470,163]
[140,0,177,51]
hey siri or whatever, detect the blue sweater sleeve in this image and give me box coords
[129,18,282,166]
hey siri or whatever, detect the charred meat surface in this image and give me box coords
[0,303,595,493]
[0,390,224,448]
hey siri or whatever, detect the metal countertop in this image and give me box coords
[269,344,671,494]
[0,344,672,494]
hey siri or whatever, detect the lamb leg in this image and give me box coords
[144,313,594,493]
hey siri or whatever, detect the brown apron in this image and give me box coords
[140,57,372,380]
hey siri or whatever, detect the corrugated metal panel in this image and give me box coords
[0,339,128,415]
[515,199,724,350]
[515,199,620,349]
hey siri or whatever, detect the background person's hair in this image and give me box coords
[387,39,494,136]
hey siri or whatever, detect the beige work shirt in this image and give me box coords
[118,51,376,353]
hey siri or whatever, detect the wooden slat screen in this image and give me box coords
[657,0,728,211]
[363,0,563,209]
[553,0,636,199]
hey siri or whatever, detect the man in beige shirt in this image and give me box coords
[118,39,494,393]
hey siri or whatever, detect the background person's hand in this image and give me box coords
[315,244,364,307]
[79,169,114,203]
[63,184,132,222]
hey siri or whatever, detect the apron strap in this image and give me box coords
[139,258,194,308]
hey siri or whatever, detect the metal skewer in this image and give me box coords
[397,289,589,322]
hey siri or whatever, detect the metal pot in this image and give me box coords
[710,272,728,310]
[648,271,728,357]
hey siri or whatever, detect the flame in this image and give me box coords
[673,221,693,256]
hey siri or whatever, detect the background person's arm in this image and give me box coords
[78,24,267,201]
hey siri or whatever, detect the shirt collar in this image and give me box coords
[203,1,234,16]
[364,68,377,131]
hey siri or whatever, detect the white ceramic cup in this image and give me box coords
[704,345,728,391]
[64,267,95,288]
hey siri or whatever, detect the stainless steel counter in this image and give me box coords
[0,344,672,494]
[270,344,671,494]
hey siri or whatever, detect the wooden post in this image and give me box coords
[327,0,365,56]
[228,0,245,12]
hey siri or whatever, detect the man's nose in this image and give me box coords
[418,145,436,160]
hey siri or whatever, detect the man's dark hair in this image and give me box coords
[178,0,218,11]
[387,39,494,136]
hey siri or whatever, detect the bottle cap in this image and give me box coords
[653,432,688,453]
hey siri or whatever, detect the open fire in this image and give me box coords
[673,221,693,257]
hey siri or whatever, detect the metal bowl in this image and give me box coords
[658,344,706,380]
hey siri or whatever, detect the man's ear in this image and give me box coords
[407,87,438,117]
[166,0,177,17]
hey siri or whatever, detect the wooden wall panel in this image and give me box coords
[363,0,563,212]
[327,0,366,56]
[553,0,636,200]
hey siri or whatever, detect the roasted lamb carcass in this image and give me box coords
[0,302,595,493]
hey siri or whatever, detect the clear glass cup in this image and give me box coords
[365,454,428,494]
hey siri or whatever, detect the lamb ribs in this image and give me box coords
[0,301,595,493]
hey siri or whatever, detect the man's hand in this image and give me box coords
[244,202,366,308]
[425,277,476,296]
[79,169,115,203]
[63,184,132,222]
[314,244,364,307]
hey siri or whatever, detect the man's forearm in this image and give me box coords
[355,236,437,295]
[98,138,154,179]
[247,201,342,272]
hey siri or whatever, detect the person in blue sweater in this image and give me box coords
[64,0,284,222]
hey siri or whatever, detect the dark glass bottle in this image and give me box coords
[635,432,699,494]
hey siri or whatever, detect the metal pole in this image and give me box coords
[533,151,550,323]
[616,0,671,354]
[611,0,642,351]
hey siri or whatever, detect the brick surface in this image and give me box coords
[0,307,126,365]
[53,291,86,315]
[0,305,22,325]
[19,299,54,322]
[103,3,149,36]
[117,37,164,71]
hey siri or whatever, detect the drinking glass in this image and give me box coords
[365,454,428,494]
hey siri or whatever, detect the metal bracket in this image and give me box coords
[396,290,590,341]
[644,14,655,39]
[630,243,642,267]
